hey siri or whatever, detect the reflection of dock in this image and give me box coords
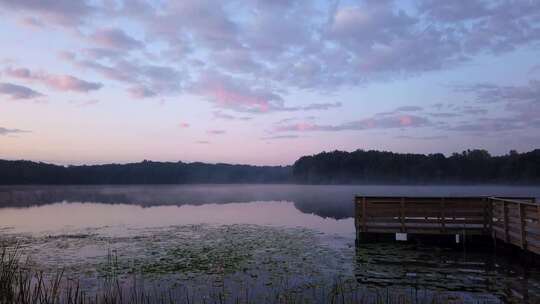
[353,242,540,303]
[354,196,540,255]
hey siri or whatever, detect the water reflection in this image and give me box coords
[0,201,353,236]
[1,184,539,220]
[354,242,540,303]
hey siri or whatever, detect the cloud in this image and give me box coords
[395,135,448,140]
[5,67,103,92]
[207,129,226,135]
[179,122,190,128]
[195,140,210,144]
[89,28,144,50]
[451,79,540,131]
[275,114,431,133]
[293,102,342,111]
[69,99,99,107]
[18,16,45,28]
[261,135,300,140]
[190,71,344,114]
[213,111,251,121]
[66,57,183,97]
[461,106,488,115]
[425,105,488,118]
[6,0,540,116]
[444,117,526,133]
[128,86,157,99]
[376,105,425,117]
[0,82,43,99]
[0,126,30,136]
[190,71,284,113]
[530,64,540,75]
[213,48,262,74]
[0,0,95,26]
[82,48,123,60]
[394,106,423,112]
[419,0,492,22]
[427,112,461,118]
[456,80,540,103]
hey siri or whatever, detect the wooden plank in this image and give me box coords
[362,196,367,233]
[490,197,538,206]
[504,201,509,243]
[404,218,485,225]
[441,197,447,233]
[488,198,493,234]
[400,197,405,233]
[538,205,540,235]
[519,203,526,249]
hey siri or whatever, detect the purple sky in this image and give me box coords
[1,0,539,165]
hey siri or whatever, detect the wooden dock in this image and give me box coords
[355,196,540,255]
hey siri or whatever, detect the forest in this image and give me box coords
[0,160,291,184]
[0,149,539,184]
[292,149,540,184]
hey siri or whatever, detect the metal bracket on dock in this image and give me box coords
[395,233,407,241]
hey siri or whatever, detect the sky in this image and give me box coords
[0,0,539,166]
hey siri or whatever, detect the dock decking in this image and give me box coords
[355,196,540,255]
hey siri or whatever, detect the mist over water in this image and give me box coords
[2,184,540,219]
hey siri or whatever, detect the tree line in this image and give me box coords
[0,160,291,184]
[0,149,539,184]
[292,149,540,184]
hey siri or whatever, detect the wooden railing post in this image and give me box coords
[482,197,489,233]
[362,196,367,233]
[503,201,509,243]
[519,202,526,249]
[400,197,405,233]
[440,197,446,233]
[488,198,493,236]
[354,197,358,232]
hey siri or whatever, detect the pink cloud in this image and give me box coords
[89,28,143,50]
[190,71,283,113]
[275,114,431,132]
[399,115,413,126]
[44,75,102,92]
[5,67,102,92]
[179,122,190,128]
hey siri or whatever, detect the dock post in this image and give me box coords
[362,196,367,234]
[519,203,526,250]
[503,201,509,243]
[400,197,405,233]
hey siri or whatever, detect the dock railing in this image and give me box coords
[355,196,540,255]
[489,196,539,253]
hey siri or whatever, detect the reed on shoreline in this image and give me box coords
[0,245,487,304]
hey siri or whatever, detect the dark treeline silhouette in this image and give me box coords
[0,160,291,184]
[293,149,540,184]
[1,149,539,184]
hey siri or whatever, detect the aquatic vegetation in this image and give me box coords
[0,223,509,303]
[1,243,487,304]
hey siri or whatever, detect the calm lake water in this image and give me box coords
[1,184,540,303]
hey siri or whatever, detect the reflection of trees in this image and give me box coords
[0,185,355,219]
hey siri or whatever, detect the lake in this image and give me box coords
[1,185,540,303]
